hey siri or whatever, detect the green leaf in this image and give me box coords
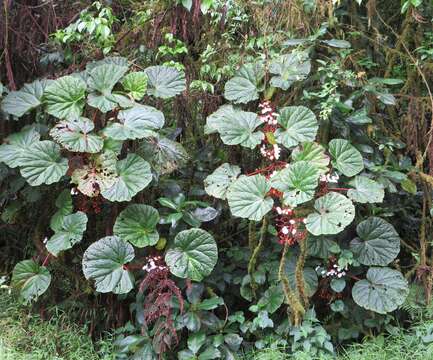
[227,175,273,221]
[50,189,73,232]
[258,285,284,314]
[275,106,318,149]
[321,39,351,48]
[165,228,217,281]
[145,66,186,98]
[347,176,384,203]
[350,217,400,266]
[103,105,165,140]
[188,332,206,354]
[209,106,264,149]
[19,141,68,186]
[113,204,159,247]
[269,52,311,90]
[330,278,346,292]
[0,127,41,168]
[204,163,241,200]
[328,139,364,177]
[82,236,135,294]
[291,142,330,174]
[224,63,264,104]
[401,178,417,194]
[307,236,339,259]
[352,267,409,314]
[1,79,50,117]
[285,255,318,297]
[12,260,51,302]
[205,105,233,135]
[271,161,320,207]
[121,71,148,100]
[347,108,372,125]
[101,154,152,202]
[50,117,103,153]
[306,192,355,236]
[44,75,87,119]
[46,211,88,256]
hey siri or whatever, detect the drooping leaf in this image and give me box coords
[328,139,364,177]
[46,211,88,256]
[50,189,73,232]
[258,285,285,314]
[145,66,186,98]
[12,260,51,302]
[113,204,160,247]
[19,141,68,186]
[121,71,148,100]
[275,106,318,149]
[224,62,264,104]
[50,117,104,153]
[352,267,409,314]
[204,163,241,200]
[227,175,273,221]
[291,142,330,174]
[0,127,40,168]
[350,217,400,266]
[82,236,135,294]
[306,192,355,236]
[103,105,164,140]
[271,161,320,207]
[44,75,87,119]
[165,228,218,281]
[347,176,384,203]
[101,154,152,202]
[269,52,311,90]
[321,39,351,48]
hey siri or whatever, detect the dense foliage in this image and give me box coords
[1,0,433,359]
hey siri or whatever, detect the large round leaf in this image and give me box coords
[352,267,408,314]
[46,211,88,256]
[271,161,319,207]
[350,217,400,266]
[12,260,51,302]
[291,142,330,174]
[347,176,384,204]
[121,71,148,100]
[165,228,217,281]
[103,105,164,140]
[50,117,103,153]
[204,163,241,200]
[328,139,364,177]
[113,204,160,247]
[19,141,68,186]
[306,192,355,236]
[101,154,152,202]
[0,127,40,168]
[224,63,264,104]
[44,75,87,119]
[269,52,311,90]
[275,106,318,149]
[145,66,186,98]
[82,236,135,294]
[227,175,273,221]
[205,105,234,135]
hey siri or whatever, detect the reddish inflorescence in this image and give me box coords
[274,206,307,246]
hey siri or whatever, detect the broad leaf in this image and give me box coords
[0,127,40,168]
[204,163,241,200]
[103,105,164,140]
[347,176,384,203]
[291,142,330,174]
[165,228,217,281]
[205,105,234,135]
[82,236,135,294]
[113,204,160,247]
[227,175,273,221]
[44,75,87,119]
[145,66,186,98]
[352,267,408,314]
[224,62,264,104]
[46,211,88,256]
[101,154,152,202]
[19,141,68,186]
[269,52,311,90]
[306,192,355,236]
[258,285,284,314]
[328,139,364,177]
[121,71,148,100]
[12,260,51,302]
[50,189,73,232]
[275,106,318,149]
[50,117,103,153]
[350,217,400,266]
[86,56,129,71]
[307,236,339,259]
[271,161,319,207]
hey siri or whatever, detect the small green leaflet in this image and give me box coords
[328,139,364,177]
[350,217,400,266]
[291,142,330,174]
[306,192,355,236]
[275,106,318,149]
[121,71,148,100]
[224,62,264,104]
[347,176,384,203]
[145,66,186,98]
[352,267,408,314]
[269,52,311,90]
[12,260,51,302]
[82,236,135,294]
[227,175,273,221]
[113,204,160,247]
[204,163,241,200]
[46,211,88,256]
[165,228,218,281]
[0,127,40,168]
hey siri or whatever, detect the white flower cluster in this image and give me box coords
[319,173,339,183]
[258,101,279,125]
[260,143,281,161]
[142,255,167,272]
[317,264,347,278]
[275,206,293,216]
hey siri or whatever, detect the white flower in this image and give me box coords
[282,226,289,235]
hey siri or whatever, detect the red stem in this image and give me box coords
[42,254,51,267]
